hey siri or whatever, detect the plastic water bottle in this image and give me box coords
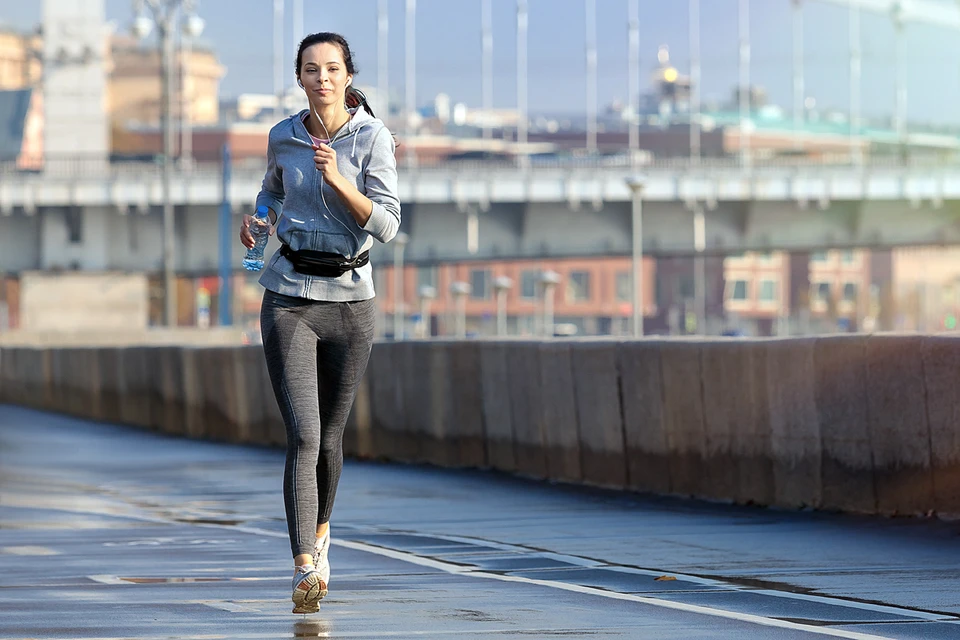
[242,205,271,271]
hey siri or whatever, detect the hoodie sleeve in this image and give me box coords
[255,141,285,217]
[361,127,401,243]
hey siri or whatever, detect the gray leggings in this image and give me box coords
[260,289,376,558]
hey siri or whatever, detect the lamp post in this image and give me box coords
[626,178,646,337]
[539,270,561,337]
[418,285,436,338]
[494,276,513,336]
[627,0,640,156]
[516,0,528,168]
[393,231,410,339]
[179,12,205,168]
[450,281,471,338]
[132,0,204,328]
[693,203,706,334]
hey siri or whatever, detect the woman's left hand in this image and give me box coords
[314,143,341,183]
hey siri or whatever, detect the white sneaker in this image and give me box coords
[291,564,326,614]
[313,527,331,589]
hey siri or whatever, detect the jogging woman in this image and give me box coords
[239,32,401,614]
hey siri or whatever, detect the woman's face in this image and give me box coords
[299,42,352,108]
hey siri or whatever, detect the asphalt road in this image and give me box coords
[2,404,960,639]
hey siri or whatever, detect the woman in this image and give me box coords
[239,32,400,614]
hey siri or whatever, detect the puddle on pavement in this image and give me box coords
[120,577,224,584]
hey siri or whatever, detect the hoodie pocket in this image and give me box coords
[310,229,356,258]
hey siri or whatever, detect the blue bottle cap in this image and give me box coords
[255,205,270,218]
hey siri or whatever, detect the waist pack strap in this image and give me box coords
[280,245,370,277]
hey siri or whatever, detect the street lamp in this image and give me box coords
[493,276,513,337]
[626,177,646,337]
[417,285,436,339]
[132,0,204,327]
[450,281,471,338]
[539,270,561,337]
[393,231,410,339]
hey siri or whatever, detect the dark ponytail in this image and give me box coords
[296,32,375,117]
[346,86,376,118]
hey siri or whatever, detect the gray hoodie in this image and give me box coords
[255,107,401,302]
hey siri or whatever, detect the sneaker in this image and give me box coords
[291,564,326,614]
[313,527,331,589]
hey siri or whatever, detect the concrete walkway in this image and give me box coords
[2,404,959,639]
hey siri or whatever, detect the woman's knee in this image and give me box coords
[288,430,321,454]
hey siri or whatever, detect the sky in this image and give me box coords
[4,0,960,125]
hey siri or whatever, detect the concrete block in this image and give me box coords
[538,341,581,482]
[864,335,934,515]
[659,341,707,497]
[0,348,10,404]
[447,341,487,468]
[74,348,102,421]
[479,342,515,472]
[508,342,547,479]
[98,348,125,425]
[230,346,260,444]
[155,346,185,437]
[141,347,165,431]
[48,349,66,414]
[118,347,151,429]
[699,341,746,502]
[255,347,286,447]
[413,342,453,467]
[920,336,960,517]
[571,340,627,488]
[181,348,206,440]
[431,343,456,466]
[738,341,775,506]
[367,341,415,461]
[396,341,428,463]
[235,346,269,446]
[766,338,821,509]
[345,365,373,459]
[814,336,876,514]
[200,347,242,443]
[618,341,668,494]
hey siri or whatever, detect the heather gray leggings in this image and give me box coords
[260,289,376,558]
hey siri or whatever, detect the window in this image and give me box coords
[813,282,831,302]
[417,266,437,290]
[470,269,490,299]
[520,270,538,299]
[567,271,591,302]
[757,251,774,262]
[843,282,858,302]
[841,250,856,264]
[759,280,777,302]
[730,280,749,301]
[811,251,828,263]
[615,271,631,302]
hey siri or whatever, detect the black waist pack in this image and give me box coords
[280,244,370,278]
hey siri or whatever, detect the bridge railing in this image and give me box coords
[4,153,960,182]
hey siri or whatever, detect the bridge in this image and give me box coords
[2,156,960,272]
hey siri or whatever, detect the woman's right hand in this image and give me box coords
[239,213,275,249]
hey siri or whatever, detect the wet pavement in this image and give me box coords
[2,404,960,639]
